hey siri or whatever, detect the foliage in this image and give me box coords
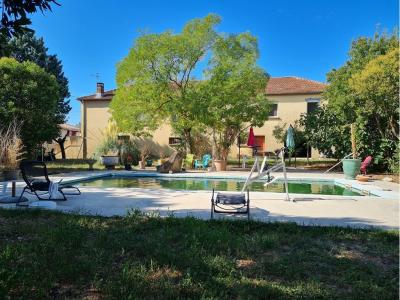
[112,14,271,159]
[388,142,399,174]
[120,140,140,166]
[0,0,59,38]
[0,209,398,299]
[299,106,351,159]
[3,32,71,123]
[272,122,308,156]
[301,30,399,169]
[111,14,220,152]
[0,57,60,155]
[199,33,270,160]
[96,121,120,156]
[0,119,24,170]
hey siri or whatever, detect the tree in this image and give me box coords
[54,129,69,159]
[4,32,71,124]
[301,30,399,170]
[0,0,59,38]
[111,14,221,153]
[299,106,351,159]
[0,57,60,155]
[198,33,270,161]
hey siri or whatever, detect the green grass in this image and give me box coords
[0,209,398,299]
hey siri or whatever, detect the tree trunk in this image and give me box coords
[54,130,69,159]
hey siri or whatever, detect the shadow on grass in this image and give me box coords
[0,208,398,299]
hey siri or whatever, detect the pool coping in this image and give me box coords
[60,171,397,199]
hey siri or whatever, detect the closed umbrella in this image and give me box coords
[286,125,295,150]
[247,127,255,147]
[247,127,257,156]
[286,125,295,166]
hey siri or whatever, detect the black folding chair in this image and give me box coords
[18,160,81,203]
[211,189,250,220]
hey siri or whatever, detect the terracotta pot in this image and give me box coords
[138,161,146,169]
[3,169,19,181]
[213,159,227,172]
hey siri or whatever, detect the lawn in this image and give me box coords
[0,209,398,299]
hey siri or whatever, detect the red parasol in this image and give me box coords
[247,127,256,147]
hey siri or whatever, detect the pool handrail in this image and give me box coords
[324,153,352,173]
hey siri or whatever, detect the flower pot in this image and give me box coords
[138,161,146,169]
[342,158,361,179]
[3,169,19,181]
[146,159,153,167]
[213,159,227,172]
[100,155,119,170]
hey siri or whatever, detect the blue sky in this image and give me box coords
[30,0,398,125]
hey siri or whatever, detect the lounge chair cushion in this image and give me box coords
[31,180,50,191]
[216,193,246,205]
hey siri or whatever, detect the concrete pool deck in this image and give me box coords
[1,169,399,229]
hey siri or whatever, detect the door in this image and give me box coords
[254,136,265,152]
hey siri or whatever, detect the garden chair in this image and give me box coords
[360,156,373,175]
[210,189,250,220]
[194,154,212,170]
[183,154,195,170]
[18,160,81,203]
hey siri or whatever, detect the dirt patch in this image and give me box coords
[236,259,256,268]
[147,267,182,281]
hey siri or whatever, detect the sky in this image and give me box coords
[29,0,399,125]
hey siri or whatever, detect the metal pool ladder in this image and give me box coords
[241,148,291,201]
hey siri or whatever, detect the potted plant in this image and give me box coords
[97,136,120,169]
[120,140,140,170]
[342,123,362,179]
[96,121,121,170]
[0,121,24,181]
[139,144,151,170]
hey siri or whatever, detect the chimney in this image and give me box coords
[96,82,104,97]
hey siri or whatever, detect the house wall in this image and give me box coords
[230,93,323,159]
[81,93,324,159]
[82,100,112,158]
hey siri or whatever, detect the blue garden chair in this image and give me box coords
[194,154,212,170]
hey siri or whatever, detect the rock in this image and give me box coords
[382,177,393,182]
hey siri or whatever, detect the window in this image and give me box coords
[306,98,320,114]
[168,137,182,145]
[269,104,278,117]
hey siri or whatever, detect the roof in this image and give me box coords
[77,89,116,101]
[77,77,327,101]
[59,124,80,132]
[265,77,327,95]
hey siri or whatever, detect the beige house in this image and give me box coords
[44,124,82,159]
[78,77,326,159]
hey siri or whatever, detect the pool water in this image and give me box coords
[77,176,362,196]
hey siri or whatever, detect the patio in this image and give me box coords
[1,170,398,229]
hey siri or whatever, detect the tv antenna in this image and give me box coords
[91,73,101,82]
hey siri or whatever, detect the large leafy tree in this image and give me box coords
[0,0,59,37]
[5,32,71,123]
[198,33,270,161]
[300,31,398,170]
[0,57,60,155]
[111,14,220,152]
[0,0,59,56]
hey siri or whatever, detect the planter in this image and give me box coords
[124,164,132,171]
[100,155,119,170]
[342,158,361,179]
[2,169,19,181]
[214,159,227,172]
[138,161,146,169]
[146,159,153,167]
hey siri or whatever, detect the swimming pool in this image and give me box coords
[75,176,362,196]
